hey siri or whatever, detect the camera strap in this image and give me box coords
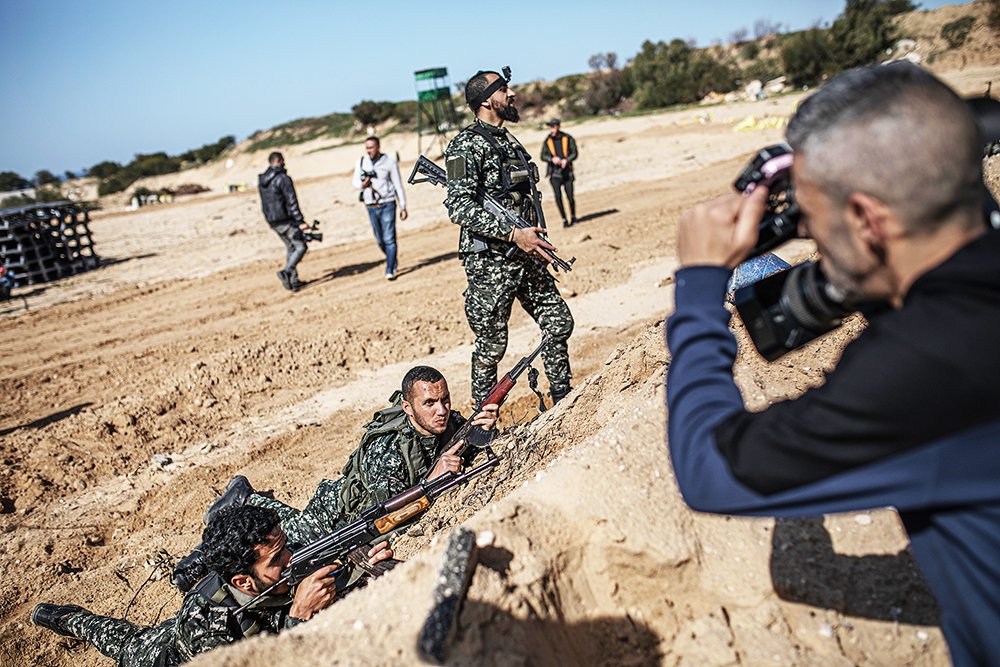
[359,156,382,205]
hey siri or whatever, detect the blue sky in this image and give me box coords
[0,0,959,177]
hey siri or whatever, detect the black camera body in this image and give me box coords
[360,170,378,181]
[731,143,852,360]
[732,90,1000,361]
[303,219,323,243]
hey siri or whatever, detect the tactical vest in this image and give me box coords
[336,391,428,518]
[466,124,540,218]
[194,571,277,640]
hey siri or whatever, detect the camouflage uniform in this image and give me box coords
[249,394,468,545]
[58,575,298,666]
[444,119,574,404]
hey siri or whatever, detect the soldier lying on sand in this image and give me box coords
[172,365,498,591]
[32,506,392,666]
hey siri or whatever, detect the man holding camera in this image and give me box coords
[444,68,574,406]
[352,136,408,280]
[665,63,1000,665]
[539,119,579,227]
[259,152,312,292]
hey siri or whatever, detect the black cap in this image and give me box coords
[547,118,561,126]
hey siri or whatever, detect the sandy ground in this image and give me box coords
[2,60,999,667]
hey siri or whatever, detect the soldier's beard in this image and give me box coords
[495,99,520,123]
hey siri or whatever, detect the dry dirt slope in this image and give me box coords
[191,322,945,667]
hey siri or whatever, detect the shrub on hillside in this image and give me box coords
[989,0,1000,32]
[941,15,976,48]
[740,42,761,61]
[88,161,122,180]
[179,135,236,164]
[631,39,739,109]
[581,52,633,115]
[743,57,783,84]
[352,100,396,127]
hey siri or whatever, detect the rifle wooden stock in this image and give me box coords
[375,495,432,533]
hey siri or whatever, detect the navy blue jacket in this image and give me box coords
[666,237,1000,666]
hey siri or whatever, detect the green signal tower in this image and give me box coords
[414,67,460,157]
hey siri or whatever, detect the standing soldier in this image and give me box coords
[540,118,579,227]
[444,68,574,405]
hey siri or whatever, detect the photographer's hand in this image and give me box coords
[677,187,768,269]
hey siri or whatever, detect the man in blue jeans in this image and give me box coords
[352,136,408,280]
[666,63,1000,665]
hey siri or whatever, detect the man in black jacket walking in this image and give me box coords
[259,152,311,291]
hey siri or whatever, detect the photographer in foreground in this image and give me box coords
[665,63,1000,665]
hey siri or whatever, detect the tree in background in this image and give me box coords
[352,100,396,127]
[883,0,919,15]
[582,52,633,115]
[781,28,836,86]
[754,18,782,40]
[88,161,122,179]
[829,0,897,70]
[0,171,31,192]
[729,27,749,45]
[34,169,60,186]
[631,39,739,109]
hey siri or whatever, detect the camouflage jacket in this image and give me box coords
[171,577,301,662]
[444,119,539,256]
[337,398,468,519]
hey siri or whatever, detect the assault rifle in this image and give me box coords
[431,333,552,473]
[408,156,576,273]
[232,456,499,615]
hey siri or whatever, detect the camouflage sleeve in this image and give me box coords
[173,595,238,660]
[281,610,305,630]
[444,136,515,241]
[360,432,412,502]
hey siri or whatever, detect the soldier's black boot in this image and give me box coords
[203,475,254,526]
[31,604,87,637]
[171,545,205,593]
[551,385,572,404]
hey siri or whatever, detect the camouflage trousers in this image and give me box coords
[63,610,174,667]
[463,252,573,404]
[248,478,349,546]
